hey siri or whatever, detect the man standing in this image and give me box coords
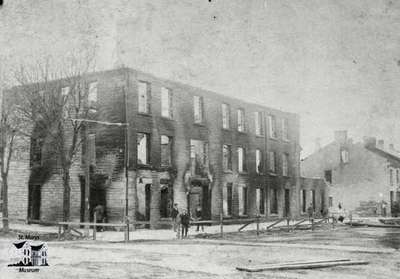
[171,203,179,232]
[180,209,190,239]
[195,205,204,232]
[94,204,105,232]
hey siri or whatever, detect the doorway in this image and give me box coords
[160,184,173,218]
[28,184,41,220]
[145,184,151,221]
[284,189,290,217]
[79,175,107,222]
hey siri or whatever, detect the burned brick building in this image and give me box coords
[5,68,316,226]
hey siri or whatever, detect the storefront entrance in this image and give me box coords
[188,180,211,220]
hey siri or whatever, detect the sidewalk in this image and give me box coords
[1,218,333,242]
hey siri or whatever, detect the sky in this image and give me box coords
[1,0,400,157]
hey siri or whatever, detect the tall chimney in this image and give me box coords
[334,130,347,144]
[377,139,384,149]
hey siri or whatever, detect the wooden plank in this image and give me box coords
[58,222,126,227]
[238,220,254,232]
[70,228,83,236]
[266,218,284,230]
[292,219,307,230]
[237,260,368,272]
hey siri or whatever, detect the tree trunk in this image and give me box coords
[1,175,9,232]
[62,168,71,228]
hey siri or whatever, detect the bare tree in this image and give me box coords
[0,59,31,232]
[12,49,97,226]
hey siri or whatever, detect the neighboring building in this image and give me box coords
[5,67,314,226]
[301,130,400,216]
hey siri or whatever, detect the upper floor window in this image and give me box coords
[161,135,172,166]
[190,139,208,175]
[390,168,394,186]
[137,133,150,165]
[397,169,400,186]
[324,170,332,183]
[222,144,232,171]
[161,87,173,118]
[341,149,349,163]
[256,149,263,174]
[268,115,277,138]
[88,82,97,107]
[282,118,289,141]
[222,103,230,129]
[269,151,276,173]
[282,153,289,176]
[254,112,263,136]
[237,109,245,132]
[193,95,204,123]
[237,147,247,172]
[138,81,151,114]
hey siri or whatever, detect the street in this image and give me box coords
[0,226,399,279]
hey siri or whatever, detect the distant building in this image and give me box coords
[4,68,327,226]
[301,130,400,216]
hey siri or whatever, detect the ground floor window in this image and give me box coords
[238,184,248,215]
[223,183,233,216]
[301,189,306,213]
[270,188,278,214]
[311,190,316,211]
[256,188,265,215]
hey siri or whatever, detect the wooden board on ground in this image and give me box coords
[236,259,368,272]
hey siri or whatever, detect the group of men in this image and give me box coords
[171,203,204,238]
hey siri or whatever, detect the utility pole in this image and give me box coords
[124,88,130,241]
[84,126,92,235]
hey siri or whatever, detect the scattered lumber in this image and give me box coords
[346,222,400,229]
[236,259,368,272]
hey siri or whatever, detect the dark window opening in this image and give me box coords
[271,188,278,214]
[324,170,332,184]
[161,135,172,166]
[227,183,233,216]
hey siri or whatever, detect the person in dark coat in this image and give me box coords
[307,203,314,221]
[94,204,105,232]
[195,205,204,232]
[180,209,191,238]
[171,203,179,232]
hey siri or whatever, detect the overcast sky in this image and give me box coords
[2,0,400,157]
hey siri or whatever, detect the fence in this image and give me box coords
[0,214,337,242]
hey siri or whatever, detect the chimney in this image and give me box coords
[377,139,384,149]
[334,130,347,144]
[389,144,394,151]
[315,137,321,152]
[363,137,376,148]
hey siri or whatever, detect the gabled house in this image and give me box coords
[301,130,400,216]
[9,241,48,266]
